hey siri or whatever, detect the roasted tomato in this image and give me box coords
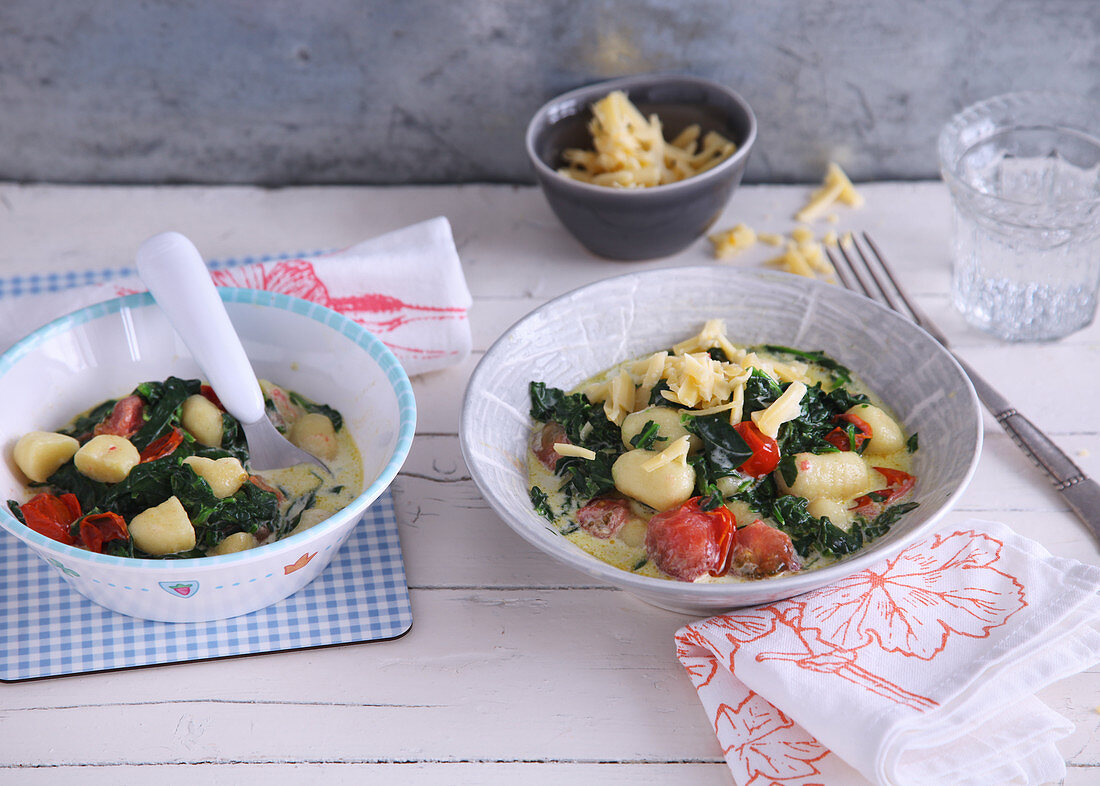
[532,421,569,471]
[851,466,916,516]
[93,395,145,438]
[19,492,82,545]
[78,512,128,554]
[729,520,801,577]
[200,384,225,410]
[733,420,780,477]
[645,497,735,581]
[576,497,633,539]
[139,427,184,462]
[824,412,873,452]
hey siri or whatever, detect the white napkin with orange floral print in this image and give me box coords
[675,519,1100,786]
[0,217,472,376]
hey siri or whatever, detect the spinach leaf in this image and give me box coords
[529,485,555,522]
[43,461,113,513]
[217,413,250,463]
[529,381,624,505]
[775,382,870,457]
[6,500,25,524]
[629,420,666,450]
[741,368,783,419]
[131,377,201,450]
[757,345,854,387]
[554,453,617,503]
[907,433,919,453]
[647,380,677,408]
[274,489,317,539]
[684,413,752,480]
[770,495,919,560]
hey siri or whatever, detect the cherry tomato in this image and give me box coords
[576,497,633,539]
[851,466,916,515]
[732,420,780,477]
[78,512,129,554]
[139,427,184,462]
[200,384,225,410]
[729,520,801,577]
[645,497,735,581]
[93,395,145,438]
[824,412,873,452]
[532,421,569,471]
[19,492,81,545]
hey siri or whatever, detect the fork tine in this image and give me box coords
[825,233,951,347]
[858,233,952,347]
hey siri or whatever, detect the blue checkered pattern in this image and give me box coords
[0,489,412,681]
[0,251,329,298]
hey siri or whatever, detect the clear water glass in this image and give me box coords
[938,93,1100,341]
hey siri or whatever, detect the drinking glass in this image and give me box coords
[938,92,1100,341]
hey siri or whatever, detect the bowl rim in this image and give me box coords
[524,72,758,197]
[0,287,417,570]
[460,265,983,599]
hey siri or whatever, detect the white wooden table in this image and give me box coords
[0,182,1097,784]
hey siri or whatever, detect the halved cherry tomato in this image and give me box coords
[851,466,916,515]
[576,496,633,539]
[645,497,735,581]
[729,520,801,577]
[78,512,128,554]
[93,395,145,438]
[824,412,873,452]
[19,492,81,545]
[732,420,780,477]
[532,421,569,471]
[200,384,225,410]
[139,427,184,462]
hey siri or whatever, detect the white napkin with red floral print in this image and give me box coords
[0,217,472,376]
[675,519,1100,786]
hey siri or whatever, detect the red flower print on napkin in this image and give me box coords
[717,693,830,784]
[790,529,1027,660]
[211,260,466,336]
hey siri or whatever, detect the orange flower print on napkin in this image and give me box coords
[791,529,1028,661]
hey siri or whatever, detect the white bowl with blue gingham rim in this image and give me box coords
[0,288,416,622]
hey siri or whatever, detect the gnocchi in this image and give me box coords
[181,394,223,447]
[7,376,363,559]
[129,496,196,556]
[13,431,80,483]
[183,456,248,499]
[74,435,140,483]
[289,412,338,461]
[528,320,918,583]
[611,448,696,512]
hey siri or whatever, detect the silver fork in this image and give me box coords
[825,232,1100,542]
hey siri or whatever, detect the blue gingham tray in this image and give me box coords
[0,489,412,682]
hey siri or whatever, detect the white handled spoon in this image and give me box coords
[135,231,327,472]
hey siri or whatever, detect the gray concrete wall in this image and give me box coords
[2,0,1097,186]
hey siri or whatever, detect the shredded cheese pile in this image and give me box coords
[707,162,864,281]
[583,319,809,429]
[558,91,737,188]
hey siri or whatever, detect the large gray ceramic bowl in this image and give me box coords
[460,267,983,615]
[525,74,757,261]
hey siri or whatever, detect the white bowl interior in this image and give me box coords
[461,267,982,613]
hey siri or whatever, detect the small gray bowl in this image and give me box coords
[525,73,757,261]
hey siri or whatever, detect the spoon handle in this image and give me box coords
[135,231,265,425]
